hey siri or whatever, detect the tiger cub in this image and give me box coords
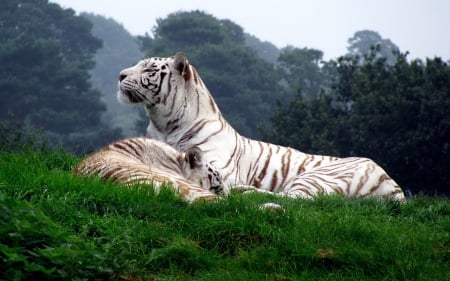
[74,137,224,203]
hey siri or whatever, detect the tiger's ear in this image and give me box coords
[174,52,187,75]
[185,147,203,169]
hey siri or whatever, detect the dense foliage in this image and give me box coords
[0,150,449,280]
[264,50,450,196]
[277,46,328,99]
[346,30,400,65]
[0,0,121,154]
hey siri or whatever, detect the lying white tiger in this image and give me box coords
[117,52,406,201]
[74,137,223,203]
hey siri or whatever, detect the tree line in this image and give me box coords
[264,51,449,196]
[1,1,448,195]
[0,0,122,154]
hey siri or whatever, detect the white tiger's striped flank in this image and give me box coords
[74,137,222,203]
[117,53,405,201]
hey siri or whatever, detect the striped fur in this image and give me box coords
[117,53,405,201]
[74,138,223,203]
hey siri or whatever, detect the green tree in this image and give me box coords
[0,0,121,154]
[347,30,400,64]
[244,34,280,65]
[277,46,326,99]
[138,11,284,138]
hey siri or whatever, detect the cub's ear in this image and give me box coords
[185,147,203,169]
[173,52,188,75]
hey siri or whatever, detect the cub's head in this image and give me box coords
[183,147,228,195]
[118,52,188,107]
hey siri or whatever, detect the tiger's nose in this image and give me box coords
[119,73,127,82]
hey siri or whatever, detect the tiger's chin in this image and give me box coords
[117,90,140,104]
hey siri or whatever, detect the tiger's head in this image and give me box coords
[184,147,228,195]
[118,52,189,107]
[117,52,220,135]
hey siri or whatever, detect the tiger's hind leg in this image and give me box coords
[282,157,406,201]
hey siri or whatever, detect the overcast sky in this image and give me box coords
[51,0,450,61]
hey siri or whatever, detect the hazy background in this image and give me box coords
[51,0,450,61]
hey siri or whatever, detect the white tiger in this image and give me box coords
[74,137,223,203]
[117,52,406,201]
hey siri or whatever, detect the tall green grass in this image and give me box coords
[1,149,449,280]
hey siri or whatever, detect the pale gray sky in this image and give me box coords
[51,0,450,61]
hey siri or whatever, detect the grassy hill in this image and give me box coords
[0,149,449,280]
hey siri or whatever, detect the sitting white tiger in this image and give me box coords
[117,52,405,201]
[74,137,223,203]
